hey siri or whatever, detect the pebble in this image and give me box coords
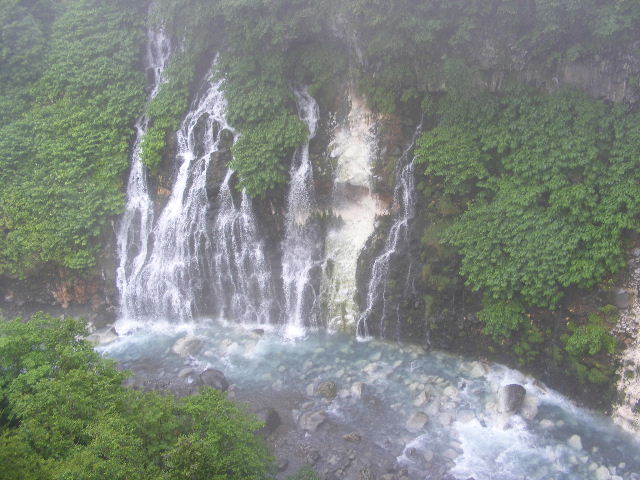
[443,449,459,460]
[413,391,430,407]
[540,419,555,429]
[439,413,453,426]
[406,412,429,432]
[568,434,583,451]
[343,432,361,442]
[595,466,611,480]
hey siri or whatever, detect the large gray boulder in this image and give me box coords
[255,407,281,436]
[171,335,203,357]
[612,288,633,309]
[316,380,338,399]
[197,368,229,391]
[406,412,429,433]
[498,384,527,414]
[299,410,328,432]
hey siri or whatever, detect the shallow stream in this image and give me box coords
[100,319,640,480]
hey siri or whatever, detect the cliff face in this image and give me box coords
[469,37,640,105]
[2,19,640,430]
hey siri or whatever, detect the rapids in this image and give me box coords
[101,320,640,480]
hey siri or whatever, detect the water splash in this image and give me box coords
[210,169,277,325]
[325,89,382,331]
[357,122,423,339]
[116,28,170,323]
[281,89,324,338]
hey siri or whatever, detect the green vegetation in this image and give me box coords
[141,0,219,171]
[478,300,527,342]
[0,0,145,277]
[3,0,639,278]
[418,89,640,311]
[286,466,321,480]
[416,86,637,389]
[0,314,274,480]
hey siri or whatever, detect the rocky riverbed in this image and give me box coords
[95,319,640,480]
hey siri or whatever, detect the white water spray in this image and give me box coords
[116,28,170,323]
[281,89,324,337]
[210,169,277,325]
[357,122,423,339]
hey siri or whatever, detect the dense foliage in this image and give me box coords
[0,314,274,480]
[0,0,145,277]
[2,0,639,277]
[417,88,640,310]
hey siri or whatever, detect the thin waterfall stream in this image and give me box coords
[358,122,423,339]
[116,28,170,324]
[210,169,277,325]
[281,89,324,338]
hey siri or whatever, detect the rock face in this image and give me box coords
[498,384,527,414]
[197,368,229,391]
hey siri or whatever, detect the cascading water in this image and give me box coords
[118,66,231,328]
[210,170,277,325]
[281,89,324,337]
[116,28,170,323]
[357,122,422,339]
[325,89,383,331]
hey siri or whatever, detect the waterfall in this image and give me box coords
[210,170,277,325]
[116,28,170,323]
[117,63,232,328]
[281,89,324,337]
[357,122,423,339]
[325,89,382,331]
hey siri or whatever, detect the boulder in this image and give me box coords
[299,410,328,432]
[256,407,281,436]
[316,380,338,399]
[595,466,611,480]
[413,391,430,407]
[351,382,367,399]
[612,289,633,309]
[198,368,229,391]
[568,434,583,451]
[343,432,362,442]
[498,384,527,414]
[85,326,118,346]
[406,412,429,433]
[172,335,203,357]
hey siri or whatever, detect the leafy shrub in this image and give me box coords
[478,300,527,341]
[417,89,640,310]
[0,314,274,480]
[0,0,145,276]
[231,115,308,196]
